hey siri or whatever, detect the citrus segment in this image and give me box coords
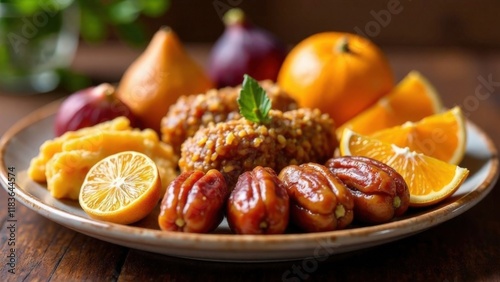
[79,151,161,224]
[337,71,443,137]
[339,129,469,207]
[370,106,466,165]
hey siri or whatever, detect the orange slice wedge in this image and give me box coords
[370,106,467,165]
[79,151,161,224]
[336,71,443,137]
[339,129,469,207]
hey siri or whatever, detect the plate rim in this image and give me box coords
[1,100,499,259]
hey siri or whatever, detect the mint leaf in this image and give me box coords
[237,74,272,124]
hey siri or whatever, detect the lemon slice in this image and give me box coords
[79,151,161,224]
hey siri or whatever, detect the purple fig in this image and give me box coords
[208,8,287,88]
[54,83,140,136]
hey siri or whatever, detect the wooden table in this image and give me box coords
[1,45,499,281]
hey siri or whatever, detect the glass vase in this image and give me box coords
[0,0,79,94]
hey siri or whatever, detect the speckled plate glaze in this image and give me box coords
[1,100,498,262]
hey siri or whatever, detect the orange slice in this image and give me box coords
[336,71,443,137]
[339,129,469,207]
[79,151,161,224]
[370,106,467,165]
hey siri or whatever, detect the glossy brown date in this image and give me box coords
[158,169,229,233]
[227,166,289,234]
[325,156,410,224]
[279,163,354,232]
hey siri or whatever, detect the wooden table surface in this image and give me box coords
[1,44,499,281]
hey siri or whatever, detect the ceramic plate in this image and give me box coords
[1,101,498,262]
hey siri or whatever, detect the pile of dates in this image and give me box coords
[158,156,410,234]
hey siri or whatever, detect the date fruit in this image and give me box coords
[158,170,229,233]
[325,156,410,224]
[227,166,289,234]
[279,163,354,232]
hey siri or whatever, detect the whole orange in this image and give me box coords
[277,32,394,126]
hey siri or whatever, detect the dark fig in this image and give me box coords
[208,8,287,88]
[54,83,140,136]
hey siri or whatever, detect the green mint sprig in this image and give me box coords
[237,74,272,124]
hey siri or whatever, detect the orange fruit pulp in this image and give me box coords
[370,106,467,165]
[339,129,469,207]
[337,71,442,138]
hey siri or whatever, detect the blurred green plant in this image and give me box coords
[6,0,170,46]
[0,0,170,92]
[80,0,170,46]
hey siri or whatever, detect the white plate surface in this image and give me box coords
[1,101,498,261]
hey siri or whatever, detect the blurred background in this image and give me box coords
[87,0,499,87]
[0,0,499,94]
[161,0,499,48]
